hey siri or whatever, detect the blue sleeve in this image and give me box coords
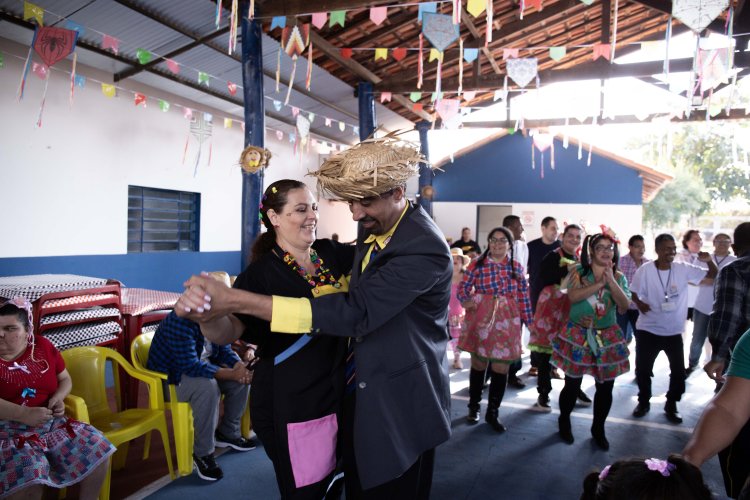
[154,313,219,380]
[212,343,241,368]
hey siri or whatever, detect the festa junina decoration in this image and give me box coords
[239,145,272,174]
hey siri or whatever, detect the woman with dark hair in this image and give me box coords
[457,226,532,433]
[552,231,631,450]
[191,179,354,499]
[1,297,115,500]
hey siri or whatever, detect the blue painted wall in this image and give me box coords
[0,252,242,292]
[434,134,642,205]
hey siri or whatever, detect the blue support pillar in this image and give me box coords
[415,120,433,217]
[240,10,265,269]
[357,82,375,141]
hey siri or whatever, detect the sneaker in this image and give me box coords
[576,390,592,407]
[193,453,223,481]
[215,432,257,452]
[535,394,552,412]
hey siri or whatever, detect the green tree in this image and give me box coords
[643,169,711,230]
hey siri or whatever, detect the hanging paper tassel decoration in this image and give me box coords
[281,24,310,105]
[486,0,493,45]
[215,0,222,29]
[248,0,254,19]
[418,34,424,89]
[563,117,569,148]
[458,38,464,95]
[69,51,77,106]
[276,47,281,93]
[36,69,50,127]
[664,17,672,76]
[611,0,619,61]
[725,7,734,72]
[17,45,33,101]
[578,140,583,160]
[305,42,313,91]
[228,0,238,55]
[435,55,443,103]
[587,142,593,166]
[453,0,461,24]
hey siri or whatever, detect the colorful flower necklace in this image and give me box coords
[282,249,341,293]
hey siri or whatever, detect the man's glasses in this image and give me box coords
[489,237,508,244]
[714,239,731,244]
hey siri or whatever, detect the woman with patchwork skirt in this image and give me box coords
[552,231,631,450]
[457,227,532,433]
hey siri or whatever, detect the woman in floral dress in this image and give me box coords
[552,231,631,450]
[458,227,532,433]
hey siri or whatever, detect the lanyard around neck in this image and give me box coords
[656,264,672,301]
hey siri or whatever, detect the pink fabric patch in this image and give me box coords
[287,413,337,488]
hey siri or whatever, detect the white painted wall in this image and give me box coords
[0,38,356,258]
[434,201,643,251]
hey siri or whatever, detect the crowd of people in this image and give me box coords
[2,131,749,499]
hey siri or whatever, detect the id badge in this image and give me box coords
[661,301,677,312]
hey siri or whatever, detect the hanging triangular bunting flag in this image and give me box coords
[23,1,44,25]
[276,130,284,140]
[340,48,353,59]
[579,0,595,5]
[353,126,359,136]
[308,112,315,123]
[330,10,346,28]
[549,46,566,61]
[291,106,300,117]
[338,121,346,131]
[289,132,296,143]
[493,89,505,101]
[198,71,210,86]
[228,81,237,96]
[506,58,538,87]
[134,93,146,106]
[224,118,233,128]
[463,90,476,101]
[312,12,327,30]
[435,99,460,121]
[422,13,459,52]
[410,91,422,102]
[33,27,78,67]
[392,47,407,61]
[166,59,180,74]
[135,48,152,64]
[413,103,424,112]
[533,133,554,152]
[467,0,486,16]
[374,48,388,61]
[270,16,286,30]
[592,43,611,60]
[370,6,388,25]
[381,92,392,103]
[158,99,169,112]
[101,34,119,54]
[503,48,519,60]
[526,0,543,12]
[463,48,479,63]
[101,83,116,97]
[672,0,729,32]
[325,117,332,126]
[429,49,443,62]
[74,75,85,87]
[183,107,193,119]
[273,100,282,111]
[418,2,437,22]
[431,91,443,102]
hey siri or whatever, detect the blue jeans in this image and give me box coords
[688,310,710,369]
[616,309,639,343]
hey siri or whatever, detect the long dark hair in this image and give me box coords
[475,226,517,279]
[250,179,307,263]
[580,233,620,278]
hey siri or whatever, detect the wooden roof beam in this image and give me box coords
[629,0,726,32]
[252,0,395,18]
[460,10,502,75]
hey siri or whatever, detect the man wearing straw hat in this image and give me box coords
[177,133,452,498]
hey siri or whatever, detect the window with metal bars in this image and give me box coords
[127,186,200,253]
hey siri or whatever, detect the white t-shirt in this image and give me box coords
[631,261,707,336]
[694,253,737,315]
[676,250,703,307]
[514,240,529,274]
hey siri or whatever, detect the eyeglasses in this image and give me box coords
[714,239,731,244]
[594,244,615,252]
[489,237,508,244]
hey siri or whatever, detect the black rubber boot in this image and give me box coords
[467,368,484,423]
[485,371,507,433]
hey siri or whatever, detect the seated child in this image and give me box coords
[580,454,713,500]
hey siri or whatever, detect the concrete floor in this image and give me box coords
[142,331,729,500]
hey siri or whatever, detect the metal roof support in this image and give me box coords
[240,11,265,269]
[358,82,376,141]
[415,120,433,217]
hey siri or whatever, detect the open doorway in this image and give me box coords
[477,205,513,253]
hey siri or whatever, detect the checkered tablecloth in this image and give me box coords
[41,294,119,309]
[0,274,109,302]
[56,334,120,351]
[121,288,181,316]
[43,321,122,348]
[40,308,121,326]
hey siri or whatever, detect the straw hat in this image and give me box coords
[308,130,428,200]
[451,247,471,267]
[239,145,272,174]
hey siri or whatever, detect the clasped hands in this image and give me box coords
[176,272,236,322]
[21,395,64,426]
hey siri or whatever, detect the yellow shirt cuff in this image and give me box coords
[271,296,312,334]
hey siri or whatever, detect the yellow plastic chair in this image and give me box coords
[61,346,175,500]
[130,331,253,477]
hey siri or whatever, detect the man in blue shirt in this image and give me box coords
[148,312,255,481]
